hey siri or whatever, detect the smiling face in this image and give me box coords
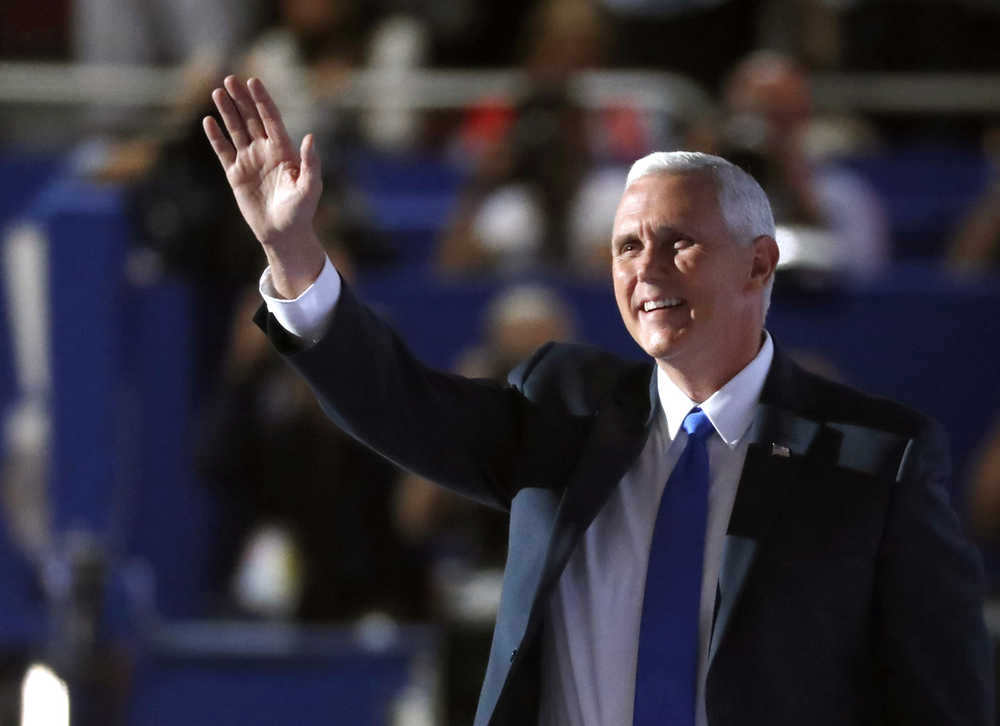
[611,170,773,387]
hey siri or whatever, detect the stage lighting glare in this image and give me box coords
[20,663,69,726]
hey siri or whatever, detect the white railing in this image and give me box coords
[0,63,709,115]
[2,62,1000,114]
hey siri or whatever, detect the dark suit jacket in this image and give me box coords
[257,282,993,726]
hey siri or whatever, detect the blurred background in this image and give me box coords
[2,0,1000,723]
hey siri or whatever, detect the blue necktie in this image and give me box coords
[633,408,714,726]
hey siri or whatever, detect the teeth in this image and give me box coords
[643,298,683,312]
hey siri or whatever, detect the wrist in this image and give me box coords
[263,229,327,300]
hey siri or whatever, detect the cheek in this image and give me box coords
[612,266,633,300]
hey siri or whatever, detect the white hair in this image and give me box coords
[625,150,776,313]
[625,151,775,242]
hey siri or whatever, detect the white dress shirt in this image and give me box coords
[259,257,341,344]
[259,259,775,726]
[540,335,772,726]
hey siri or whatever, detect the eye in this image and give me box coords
[673,238,694,250]
[615,239,640,256]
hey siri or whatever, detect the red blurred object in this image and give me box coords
[457,96,517,160]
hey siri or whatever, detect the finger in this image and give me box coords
[247,77,294,153]
[202,116,236,168]
[212,87,250,148]
[224,75,266,141]
[299,133,321,191]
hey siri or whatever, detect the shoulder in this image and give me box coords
[508,341,653,418]
[769,346,932,437]
[798,364,934,439]
[769,348,946,478]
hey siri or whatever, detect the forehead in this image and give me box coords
[612,171,723,235]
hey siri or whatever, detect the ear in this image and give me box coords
[748,235,779,291]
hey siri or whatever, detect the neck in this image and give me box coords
[657,329,765,404]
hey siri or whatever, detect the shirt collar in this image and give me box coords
[656,331,774,447]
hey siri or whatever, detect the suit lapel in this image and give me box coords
[553,365,660,537]
[523,364,657,636]
[708,350,823,667]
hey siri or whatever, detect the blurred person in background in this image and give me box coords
[204,74,991,725]
[395,283,576,723]
[241,0,369,147]
[110,0,394,385]
[395,283,579,597]
[126,104,385,392]
[97,0,386,184]
[716,51,889,281]
[967,415,1000,543]
[438,83,591,274]
[241,0,431,152]
[949,179,1000,271]
[439,0,643,277]
[198,233,427,623]
[453,284,578,380]
[755,0,844,70]
[71,0,269,138]
[948,127,1000,272]
[241,0,433,152]
[73,0,264,69]
[449,0,610,161]
[395,282,578,600]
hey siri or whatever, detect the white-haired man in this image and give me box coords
[205,76,992,726]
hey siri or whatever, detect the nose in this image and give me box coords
[636,240,668,282]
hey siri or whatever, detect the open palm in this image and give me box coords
[203,76,322,247]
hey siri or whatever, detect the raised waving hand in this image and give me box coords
[203,75,326,299]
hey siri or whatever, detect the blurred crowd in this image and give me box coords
[4,0,1000,722]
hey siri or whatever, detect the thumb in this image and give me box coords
[299,133,321,191]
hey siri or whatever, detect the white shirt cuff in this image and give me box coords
[258,256,341,344]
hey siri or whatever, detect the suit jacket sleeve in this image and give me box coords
[254,281,578,511]
[877,418,994,724]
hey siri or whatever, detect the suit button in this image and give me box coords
[510,648,518,663]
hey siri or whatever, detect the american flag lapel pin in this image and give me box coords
[770,443,791,458]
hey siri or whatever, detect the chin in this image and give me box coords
[641,329,688,360]
[640,331,687,362]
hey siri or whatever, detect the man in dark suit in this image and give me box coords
[204,75,993,725]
